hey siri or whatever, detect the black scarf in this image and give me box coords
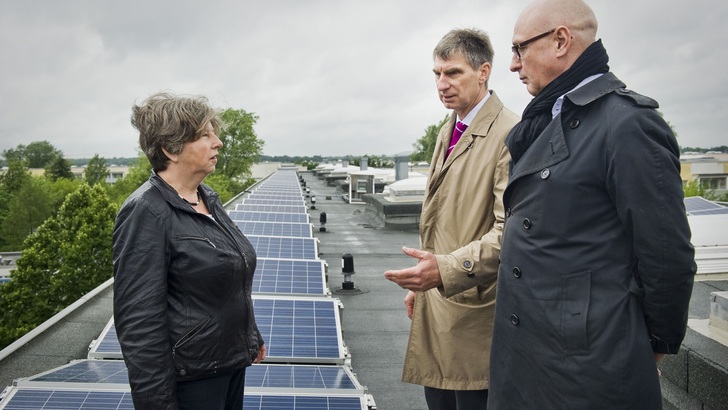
[506,39,610,164]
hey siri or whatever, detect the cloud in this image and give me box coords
[0,0,725,160]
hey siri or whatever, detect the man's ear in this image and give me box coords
[480,62,492,84]
[555,26,571,56]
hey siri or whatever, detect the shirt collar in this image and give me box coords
[458,90,491,126]
[551,73,603,119]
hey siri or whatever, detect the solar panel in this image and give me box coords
[685,196,728,215]
[243,198,307,206]
[253,258,327,296]
[256,184,302,190]
[246,364,363,392]
[243,394,368,409]
[18,360,129,387]
[87,296,346,365]
[253,296,347,364]
[0,389,370,410]
[248,194,304,201]
[235,204,308,214]
[237,221,313,238]
[87,319,122,359]
[247,236,319,260]
[0,388,134,410]
[228,211,309,224]
[15,361,364,393]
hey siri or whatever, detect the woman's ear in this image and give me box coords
[161,147,178,163]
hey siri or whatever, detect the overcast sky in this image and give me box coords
[0,0,725,159]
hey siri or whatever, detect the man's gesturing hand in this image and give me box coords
[384,246,443,292]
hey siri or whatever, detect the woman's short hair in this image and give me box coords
[433,28,494,70]
[131,92,224,172]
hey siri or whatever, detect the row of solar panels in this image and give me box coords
[0,170,376,410]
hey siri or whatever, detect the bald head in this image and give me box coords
[510,0,599,95]
[517,0,597,53]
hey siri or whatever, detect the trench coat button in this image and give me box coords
[179,369,187,376]
[512,267,522,278]
[540,168,550,179]
[463,260,472,269]
[511,314,520,325]
[570,119,580,129]
[523,218,532,229]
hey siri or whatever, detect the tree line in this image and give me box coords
[0,108,263,349]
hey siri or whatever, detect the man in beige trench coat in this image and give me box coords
[385,28,519,409]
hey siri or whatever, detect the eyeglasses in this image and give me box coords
[511,29,556,60]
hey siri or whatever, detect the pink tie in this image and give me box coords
[446,121,468,159]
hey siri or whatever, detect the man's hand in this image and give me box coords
[404,291,416,319]
[384,246,443,292]
[655,352,666,377]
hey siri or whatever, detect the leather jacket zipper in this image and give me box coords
[180,236,216,248]
[172,315,212,358]
[193,204,255,358]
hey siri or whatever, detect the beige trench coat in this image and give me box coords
[402,91,519,390]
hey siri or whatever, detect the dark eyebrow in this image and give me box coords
[433,67,465,75]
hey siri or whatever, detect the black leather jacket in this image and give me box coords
[113,174,261,410]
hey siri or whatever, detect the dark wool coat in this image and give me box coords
[488,73,696,409]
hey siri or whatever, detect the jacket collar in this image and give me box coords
[442,90,505,164]
[506,72,623,186]
[563,72,625,108]
[149,172,219,212]
[427,91,505,196]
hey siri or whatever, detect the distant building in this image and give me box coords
[681,153,728,195]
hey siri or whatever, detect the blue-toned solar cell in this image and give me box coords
[86,297,343,364]
[247,194,304,201]
[228,211,309,224]
[0,389,134,410]
[235,204,307,214]
[243,198,306,206]
[253,259,326,295]
[245,364,358,390]
[29,360,128,384]
[253,298,344,363]
[684,196,728,215]
[247,236,318,260]
[243,395,363,410]
[0,390,364,410]
[237,221,312,238]
[20,362,359,392]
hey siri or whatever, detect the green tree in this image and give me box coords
[0,158,31,194]
[204,173,237,204]
[0,184,115,348]
[3,141,62,168]
[24,141,63,168]
[107,153,152,206]
[684,179,719,201]
[44,155,74,181]
[411,115,449,162]
[47,177,83,209]
[84,154,109,186]
[0,178,53,251]
[217,108,265,180]
[0,159,32,250]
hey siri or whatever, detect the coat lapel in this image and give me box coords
[507,114,569,187]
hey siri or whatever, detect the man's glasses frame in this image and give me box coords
[511,29,556,60]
